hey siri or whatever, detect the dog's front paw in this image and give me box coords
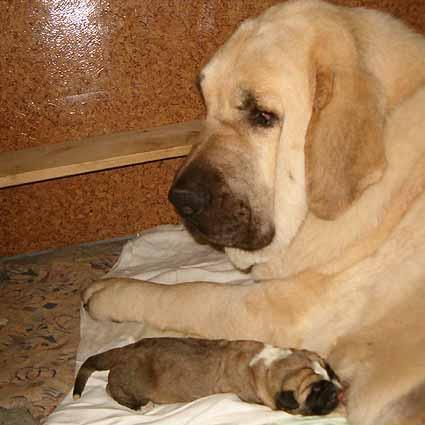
[83,278,149,322]
[83,278,127,321]
[85,288,114,321]
[82,279,111,306]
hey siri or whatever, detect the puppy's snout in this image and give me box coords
[305,380,339,415]
[168,185,211,218]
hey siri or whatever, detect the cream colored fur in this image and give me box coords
[84,1,425,424]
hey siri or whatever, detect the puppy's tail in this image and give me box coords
[73,346,124,400]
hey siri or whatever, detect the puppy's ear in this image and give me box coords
[305,44,386,220]
[251,361,278,409]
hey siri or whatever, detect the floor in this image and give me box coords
[0,237,129,423]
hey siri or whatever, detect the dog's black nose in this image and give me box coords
[168,186,210,218]
[305,380,339,415]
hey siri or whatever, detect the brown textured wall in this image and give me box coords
[1,0,424,257]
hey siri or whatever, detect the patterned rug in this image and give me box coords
[0,238,129,423]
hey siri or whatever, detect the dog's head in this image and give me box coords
[250,346,343,415]
[168,0,386,262]
[274,361,342,415]
[276,380,340,416]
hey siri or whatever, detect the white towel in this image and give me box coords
[45,225,348,425]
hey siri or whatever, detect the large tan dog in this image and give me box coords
[83,1,425,424]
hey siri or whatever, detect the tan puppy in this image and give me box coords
[83,1,425,424]
[73,337,342,415]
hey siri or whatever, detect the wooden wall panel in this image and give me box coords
[1,0,424,256]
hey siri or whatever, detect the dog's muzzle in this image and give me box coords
[305,380,340,415]
[168,162,274,250]
[168,184,211,219]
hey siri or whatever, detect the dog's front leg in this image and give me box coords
[83,277,307,344]
[83,271,332,346]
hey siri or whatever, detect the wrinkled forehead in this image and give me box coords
[199,18,313,114]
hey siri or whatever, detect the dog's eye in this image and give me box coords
[249,108,278,128]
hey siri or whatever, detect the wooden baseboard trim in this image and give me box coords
[0,120,201,188]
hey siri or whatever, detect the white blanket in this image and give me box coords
[45,225,348,425]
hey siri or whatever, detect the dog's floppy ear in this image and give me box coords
[305,44,386,220]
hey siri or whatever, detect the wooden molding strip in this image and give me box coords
[0,120,201,188]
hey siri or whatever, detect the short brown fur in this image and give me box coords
[73,337,341,415]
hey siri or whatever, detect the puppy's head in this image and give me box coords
[275,378,340,416]
[251,347,343,415]
[275,358,342,415]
